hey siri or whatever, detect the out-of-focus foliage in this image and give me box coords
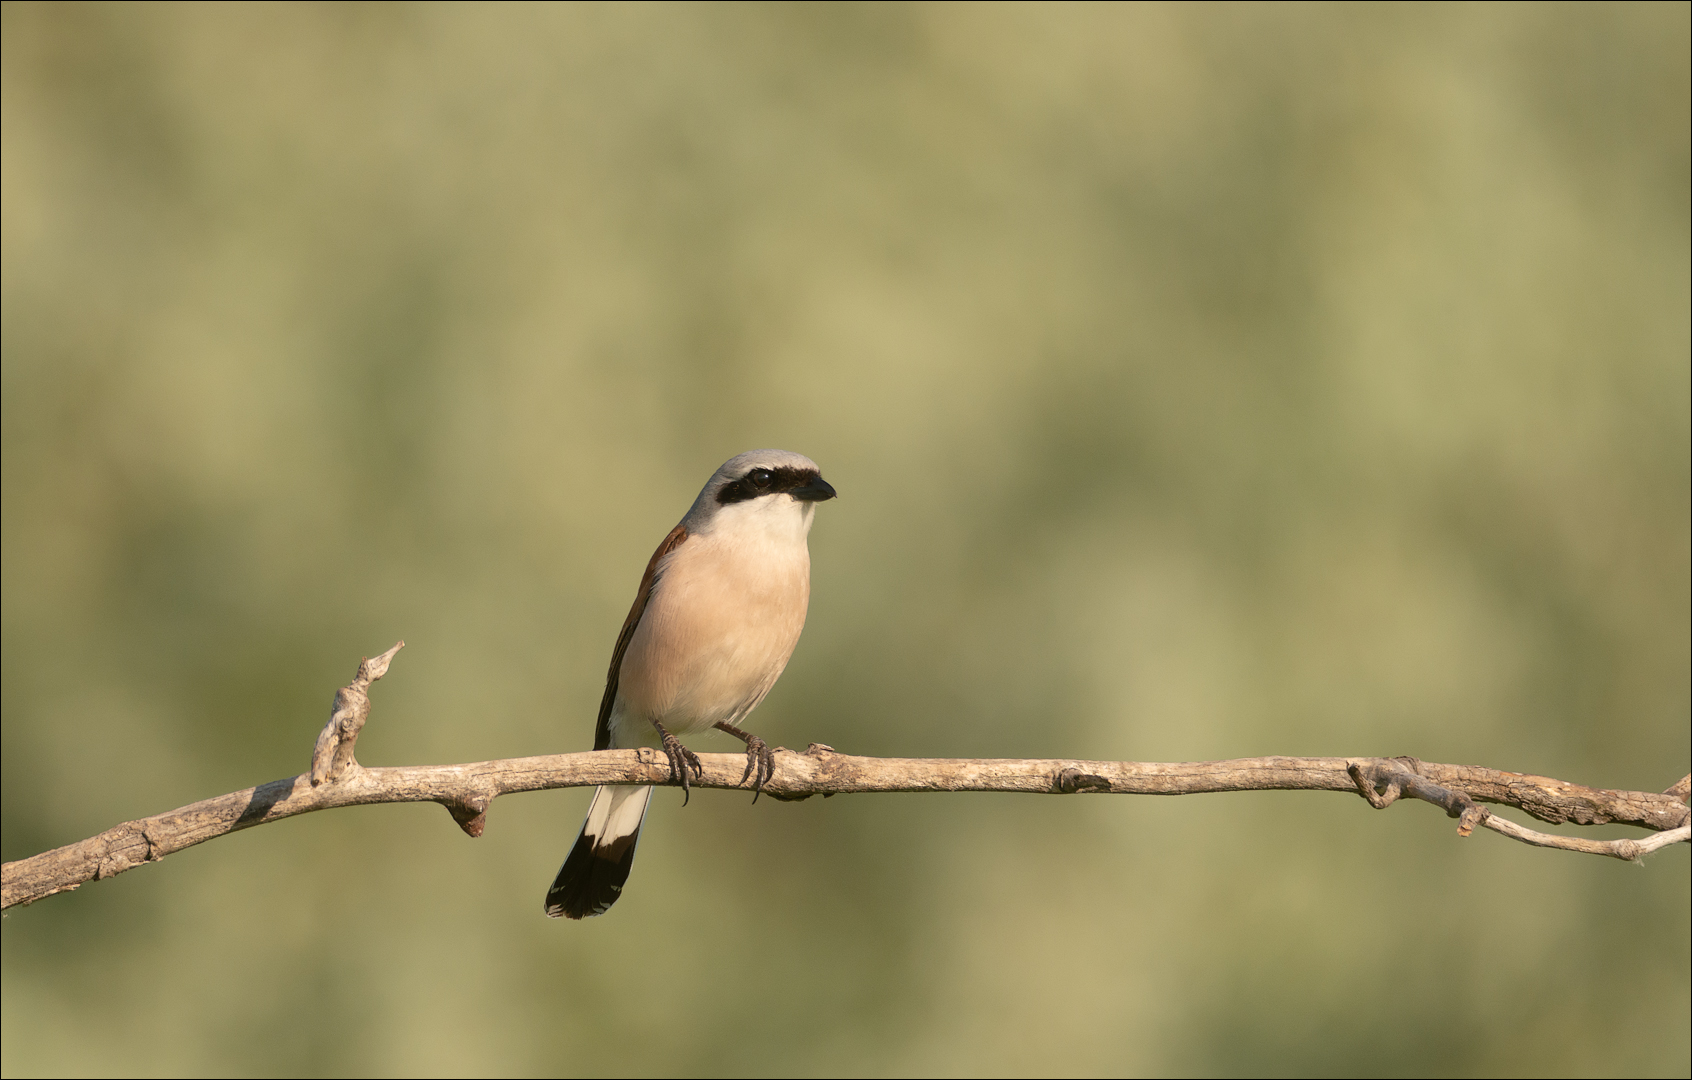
[3,3,1686,1075]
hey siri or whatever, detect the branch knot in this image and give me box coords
[1056,768,1113,794]
[1349,758,1489,836]
[309,642,403,786]
[445,794,490,838]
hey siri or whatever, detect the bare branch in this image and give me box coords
[4,647,1686,912]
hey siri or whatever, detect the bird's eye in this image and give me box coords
[749,469,773,488]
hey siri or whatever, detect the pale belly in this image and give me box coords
[608,534,810,747]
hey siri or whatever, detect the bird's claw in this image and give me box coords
[739,735,776,803]
[660,731,704,805]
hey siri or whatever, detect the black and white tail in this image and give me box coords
[544,784,653,919]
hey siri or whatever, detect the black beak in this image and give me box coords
[792,476,837,502]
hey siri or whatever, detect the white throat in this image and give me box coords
[700,494,816,550]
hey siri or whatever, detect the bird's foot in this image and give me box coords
[652,721,704,804]
[714,721,776,802]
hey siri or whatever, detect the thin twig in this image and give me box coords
[3,645,1686,912]
[1478,817,1691,860]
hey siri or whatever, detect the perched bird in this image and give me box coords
[545,450,836,919]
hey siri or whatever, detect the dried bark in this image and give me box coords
[4,645,1686,912]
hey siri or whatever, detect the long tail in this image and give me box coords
[544,784,653,919]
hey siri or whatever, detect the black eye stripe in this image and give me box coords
[716,466,820,504]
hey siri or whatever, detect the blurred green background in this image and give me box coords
[3,3,1687,1076]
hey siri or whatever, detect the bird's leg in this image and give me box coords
[713,720,775,802]
[650,718,704,805]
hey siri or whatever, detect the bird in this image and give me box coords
[545,449,837,919]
